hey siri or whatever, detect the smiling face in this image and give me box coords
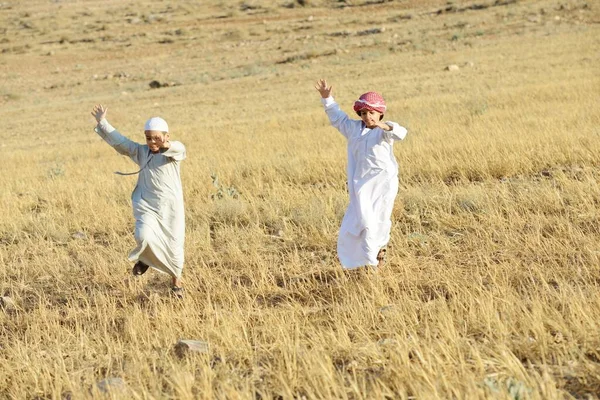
[358,109,383,128]
[145,130,169,153]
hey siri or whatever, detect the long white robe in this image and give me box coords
[95,119,186,278]
[321,96,407,269]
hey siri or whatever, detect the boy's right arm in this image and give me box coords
[315,79,356,139]
[94,119,143,165]
[321,96,355,139]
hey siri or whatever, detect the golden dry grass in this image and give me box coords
[1,0,599,398]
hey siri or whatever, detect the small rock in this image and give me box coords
[377,338,399,346]
[445,64,460,71]
[71,231,86,240]
[150,80,179,89]
[357,27,385,36]
[174,340,209,358]
[0,296,15,311]
[95,378,127,395]
[379,304,395,313]
[307,15,313,22]
[346,360,359,371]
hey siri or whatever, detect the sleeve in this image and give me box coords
[321,96,358,139]
[94,119,143,165]
[382,121,408,143]
[161,141,186,161]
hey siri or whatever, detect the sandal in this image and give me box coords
[132,261,150,276]
[377,248,387,267]
[171,286,185,299]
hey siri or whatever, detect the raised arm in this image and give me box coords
[315,79,357,139]
[91,104,143,165]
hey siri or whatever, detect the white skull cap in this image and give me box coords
[144,117,169,132]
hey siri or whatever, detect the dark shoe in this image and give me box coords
[171,286,184,299]
[132,261,150,276]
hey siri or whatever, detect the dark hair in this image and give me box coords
[356,110,385,120]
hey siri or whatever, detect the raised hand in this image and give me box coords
[91,104,107,123]
[314,79,333,98]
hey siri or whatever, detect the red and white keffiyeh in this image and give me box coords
[353,92,386,115]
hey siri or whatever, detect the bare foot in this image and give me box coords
[171,277,184,299]
[376,248,386,268]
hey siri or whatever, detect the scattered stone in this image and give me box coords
[329,30,351,37]
[240,3,261,11]
[459,200,477,212]
[445,64,460,71]
[71,231,87,240]
[95,378,127,395]
[357,27,385,36]
[408,232,429,243]
[174,340,209,358]
[126,17,142,24]
[379,304,395,313]
[149,80,179,89]
[483,376,532,399]
[377,338,399,347]
[307,15,313,22]
[0,296,15,311]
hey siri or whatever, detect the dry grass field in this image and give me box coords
[1,0,599,398]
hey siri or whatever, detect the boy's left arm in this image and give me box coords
[160,141,186,161]
[378,121,407,142]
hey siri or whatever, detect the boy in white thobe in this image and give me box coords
[315,79,407,269]
[91,105,186,296]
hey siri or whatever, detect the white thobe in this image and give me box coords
[95,119,186,278]
[322,96,407,269]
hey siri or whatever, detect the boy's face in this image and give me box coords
[145,130,169,153]
[359,109,383,128]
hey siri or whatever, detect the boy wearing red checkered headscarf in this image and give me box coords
[315,79,408,270]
